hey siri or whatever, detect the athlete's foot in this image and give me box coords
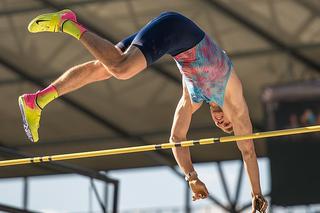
[28,9,74,33]
[27,9,86,39]
[18,94,42,142]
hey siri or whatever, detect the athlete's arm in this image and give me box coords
[222,71,262,196]
[170,81,208,201]
[170,95,194,175]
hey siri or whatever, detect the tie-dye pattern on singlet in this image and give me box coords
[174,34,233,107]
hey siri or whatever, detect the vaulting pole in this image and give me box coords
[1,125,319,167]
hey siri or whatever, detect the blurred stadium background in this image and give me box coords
[0,0,320,212]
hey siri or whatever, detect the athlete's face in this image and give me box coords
[210,105,233,134]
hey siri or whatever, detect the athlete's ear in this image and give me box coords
[209,106,234,133]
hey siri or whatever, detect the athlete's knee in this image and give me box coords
[109,66,129,80]
[92,60,111,80]
[107,57,132,80]
[106,61,124,79]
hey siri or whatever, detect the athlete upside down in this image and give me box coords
[19,10,268,212]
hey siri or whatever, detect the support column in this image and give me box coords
[90,178,106,213]
[112,181,119,213]
[185,182,191,213]
[104,182,109,212]
[23,177,28,210]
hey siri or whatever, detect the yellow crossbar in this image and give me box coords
[1,125,320,167]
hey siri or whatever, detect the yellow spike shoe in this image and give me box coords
[28,9,76,33]
[18,94,42,142]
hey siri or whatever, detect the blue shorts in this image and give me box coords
[116,11,205,65]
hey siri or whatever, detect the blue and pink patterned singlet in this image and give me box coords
[174,35,233,107]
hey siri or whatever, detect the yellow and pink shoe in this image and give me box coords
[18,85,58,142]
[18,94,42,143]
[28,9,86,39]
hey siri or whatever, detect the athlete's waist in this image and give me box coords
[173,34,228,62]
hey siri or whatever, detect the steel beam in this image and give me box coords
[204,0,320,73]
[0,145,119,212]
[0,145,117,184]
[0,0,114,16]
[0,203,39,213]
[229,43,320,59]
[217,162,232,206]
[294,0,320,17]
[233,163,244,206]
[3,42,320,87]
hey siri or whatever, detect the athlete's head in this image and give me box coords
[210,105,233,133]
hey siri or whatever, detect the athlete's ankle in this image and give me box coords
[62,20,87,40]
[35,85,59,109]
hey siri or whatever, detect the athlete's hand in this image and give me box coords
[188,178,209,201]
[252,194,268,213]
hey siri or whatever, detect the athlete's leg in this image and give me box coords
[28,10,146,80]
[20,24,139,142]
[18,60,111,142]
[219,70,262,196]
[28,10,204,80]
[52,60,111,96]
[19,29,138,142]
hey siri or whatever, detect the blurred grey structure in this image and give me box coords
[0,0,319,212]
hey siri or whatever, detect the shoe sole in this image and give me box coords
[18,96,34,142]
